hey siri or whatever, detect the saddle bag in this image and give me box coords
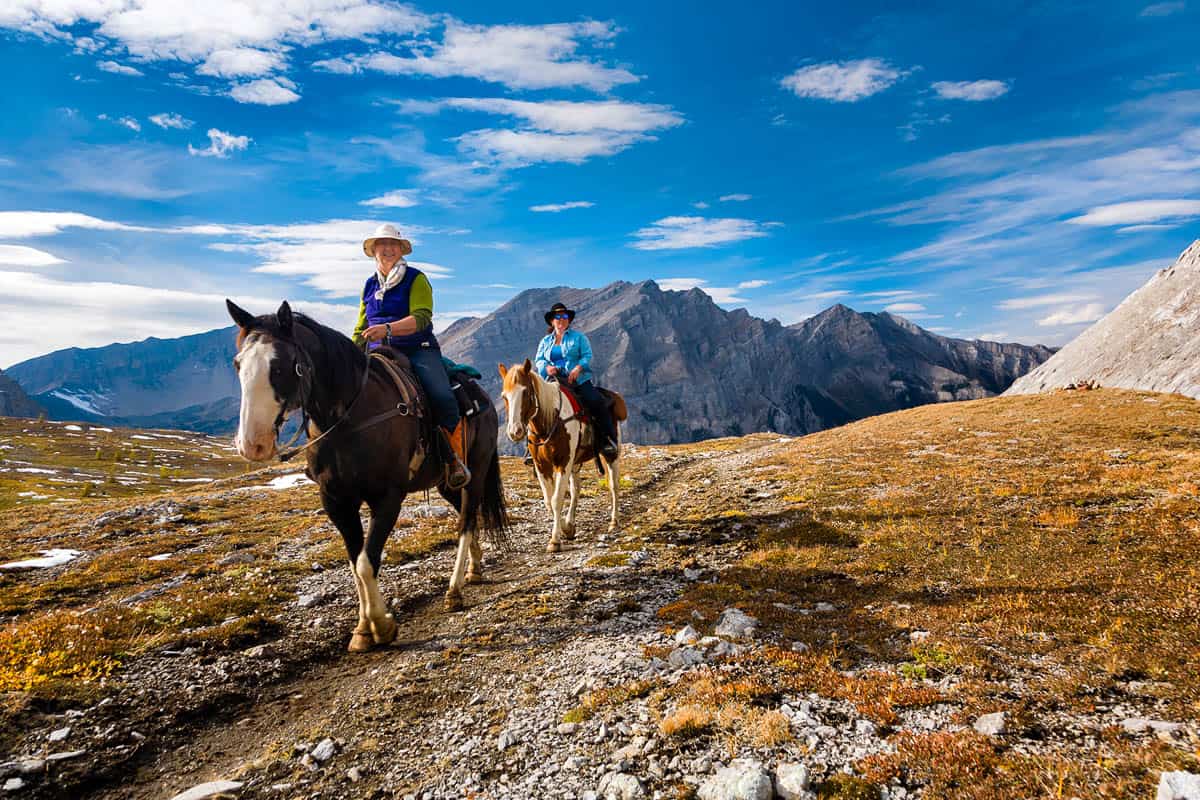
[449,371,488,419]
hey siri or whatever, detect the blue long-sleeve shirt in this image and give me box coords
[535,329,594,384]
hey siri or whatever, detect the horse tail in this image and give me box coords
[479,447,511,549]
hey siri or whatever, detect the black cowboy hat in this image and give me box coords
[544,302,576,325]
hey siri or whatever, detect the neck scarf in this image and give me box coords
[374,257,407,301]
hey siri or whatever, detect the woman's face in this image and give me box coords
[552,314,571,336]
[374,239,405,272]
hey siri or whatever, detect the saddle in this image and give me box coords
[555,383,621,426]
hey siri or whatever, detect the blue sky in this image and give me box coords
[1,0,1198,365]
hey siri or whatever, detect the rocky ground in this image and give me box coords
[3,391,1200,799]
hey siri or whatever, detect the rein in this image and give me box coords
[275,341,415,463]
[526,376,575,448]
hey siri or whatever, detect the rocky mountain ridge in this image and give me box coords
[1007,240,1200,398]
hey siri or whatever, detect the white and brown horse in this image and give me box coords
[228,300,508,652]
[498,360,626,551]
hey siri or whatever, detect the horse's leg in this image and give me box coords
[321,492,373,653]
[439,483,482,585]
[564,467,580,540]
[360,493,404,646]
[605,457,620,533]
[547,466,570,553]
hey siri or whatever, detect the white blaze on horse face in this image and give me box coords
[235,338,282,462]
[502,384,526,441]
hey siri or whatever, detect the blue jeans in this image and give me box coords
[403,344,460,431]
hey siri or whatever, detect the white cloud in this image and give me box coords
[530,201,594,213]
[230,77,300,105]
[403,97,682,134]
[1037,303,1107,326]
[0,211,150,238]
[191,218,453,297]
[1067,199,1200,226]
[456,129,646,166]
[0,245,63,266]
[400,97,682,167]
[116,115,140,131]
[931,80,1010,101]
[0,270,358,366]
[998,292,1100,310]
[318,20,637,91]
[692,201,710,209]
[884,302,926,313]
[188,128,250,158]
[148,112,193,129]
[1140,1,1186,16]
[361,189,418,208]
[96,60,142,76]
[655,277,745,306]
[859,289,928,301]
[719,193,752,202]
[781,58,903,102]
[197,48,285,78]
[737,279,769,289]
[631,217,777,250]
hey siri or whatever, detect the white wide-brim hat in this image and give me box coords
[363,223,413,258]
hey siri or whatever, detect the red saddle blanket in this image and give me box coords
[557,384,586,418]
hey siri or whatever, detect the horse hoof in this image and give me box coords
[563,525,576,540]
[348,633,373,653]
[466,572,484,585]
[547,541,561,554]
[445,591,464,612]
[373,615,398,646]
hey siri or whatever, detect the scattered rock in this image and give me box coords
[668,647,704,668]
[168,780,245,800]
[245,644,279,659]
[497,729,520,751]
[714,608,758,640]
[974,712,1006,736]
[1159,771,1200,800]
[1123,718,1184,737]
[309,738,336,762]
[909,630,930,643]
[557,722,578,736]
[698,758,774,800]
[217,551,255,566]
[3,778,24,793]
[44,751,86,763]
[597,771,645,800]
[47,727,70,742]
[674,624,700,645]
[346,767,363,783]
[683,568,702,581]
[774,762,811,800]
[297,592,327,609]
[813,602,835,613]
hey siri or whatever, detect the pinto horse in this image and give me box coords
[498,359,626,552]
[227,300,507,652]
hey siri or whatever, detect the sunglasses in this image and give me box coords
[553,313,571,320]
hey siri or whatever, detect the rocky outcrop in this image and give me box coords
[1007,240,1200,398]
[0,368,43,418]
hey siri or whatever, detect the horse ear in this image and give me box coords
[226,299,255,330]
[276,301,294,336]
[522,358,533,374]
[498,363,508,378]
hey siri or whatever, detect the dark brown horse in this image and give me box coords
[226,300,507,652]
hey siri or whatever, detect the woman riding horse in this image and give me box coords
[351,223,469,490]
[534,302,618,459]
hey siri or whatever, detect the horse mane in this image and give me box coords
[291,312,366,390]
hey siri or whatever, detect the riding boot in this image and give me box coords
[443,420,471,490]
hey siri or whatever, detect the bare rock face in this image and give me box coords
[0,368,44,418]
[440,281,1050,447]
[1007,240,1200,398]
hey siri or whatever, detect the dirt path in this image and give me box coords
[93,442,774,800]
